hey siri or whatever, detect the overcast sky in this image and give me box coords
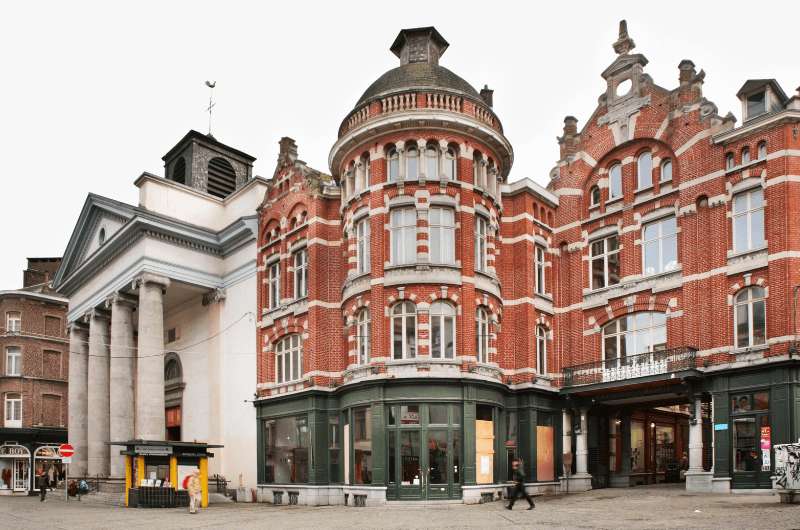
[1,1,797,289]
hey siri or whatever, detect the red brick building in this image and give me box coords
[253,24,800,504]
[1,258,68,495]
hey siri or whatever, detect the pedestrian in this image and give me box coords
[36,466,47,502]
[47,465,56,491]
[506,458,534,511]
[187,469,202,514]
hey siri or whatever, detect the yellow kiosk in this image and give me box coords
[109,440,221,508]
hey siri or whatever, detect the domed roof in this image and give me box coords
[356,62,480,107]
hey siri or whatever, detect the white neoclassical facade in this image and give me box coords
[53,131,265,487]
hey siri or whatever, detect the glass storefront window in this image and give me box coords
[631,421,645,473]
[732,391,769,413]
[733,417,759,472]
[353,407,372,484]
[654,425,675,472]
[399,405,420,425]
[264,415,310,483]
[400,430,421,485]
[428,405,448,425]
[428,430,449,484]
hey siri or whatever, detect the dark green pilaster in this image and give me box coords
[309,405,328,484]
[370,402,386,485]
[712,390,731,478]
[463,400,476,485]
[256,414,264,484]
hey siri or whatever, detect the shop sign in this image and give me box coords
[760,426,771,471]
[0,445,29,457]
[135,445,172,456]
[713,423,728,431]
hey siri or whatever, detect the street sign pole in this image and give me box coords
[65,462,68,502]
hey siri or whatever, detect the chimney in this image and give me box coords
[278,137,298,165]
[559,116,579,160]
[480,85,494,107]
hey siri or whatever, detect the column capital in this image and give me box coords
[132,272,170,291]
[83,308,110,323]
[68,320,89,334]
[105,292,138,310]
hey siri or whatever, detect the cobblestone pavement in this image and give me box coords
[1,485,798,530]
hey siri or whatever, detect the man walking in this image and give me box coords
[506,458,534,510]
[187,469,202,514]
[36,467,47,502]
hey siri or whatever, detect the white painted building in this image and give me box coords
[53,131,265,489]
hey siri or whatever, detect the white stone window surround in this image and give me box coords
[391,301,417,360]
[355,308,371,365]
[534,244,547,296]
[733,286,767,350]
[640,215,679,276]
[475,215,489,272]
[588,230,621,291]
[291,246,309,300]
[354,215,371,275]
[274,334,303,384]
[601,311,667,365]
[388,205,417,266]
[536,325,548,375]
[730,186,766,255]
[428,206,456,266]
[636,150,653,191]
[475,307,490,363]
[265,254,281,311]
[429,301,456,359]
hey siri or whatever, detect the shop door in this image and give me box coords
[732,414,772,488]
[13,460,28,491]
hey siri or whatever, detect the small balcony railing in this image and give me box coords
[562,347,697,387]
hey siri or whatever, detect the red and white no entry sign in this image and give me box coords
[59,443,75,458]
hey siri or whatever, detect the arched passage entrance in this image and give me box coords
[164,353,185,441]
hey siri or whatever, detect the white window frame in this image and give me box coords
[589,235,620,290]
[391,302,417,360]
[741,147,750,165]
[388,148,400,181]
[406,145,419,180]
[637,151,653,190]
[429,207,455,265]
[536,326,547,374]
[608,164,622,199]
[476,308,489,363]
[430,301,456,359]
[425,144,439,179]
[4,393,22,428]
[355,218,370,274]
[535,245,546,295]
[267,260,280,310]
[660,159,672,182]
[590,186,601,207]
[602,312,667,367]
[390,207,417,265]
[734,287,767,349]
[293,248,308,299]
[5,347,21,377]
[642,216,678,276]
[475,216,488,272]
[6,312,21,334]
[732,188,765,253]
[444,147,457,180]
[757,141,767,160]
[725,152,735,171]
[356,309,370,365]
[275,334,302,384]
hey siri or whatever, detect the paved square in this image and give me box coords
[1,485,798,530]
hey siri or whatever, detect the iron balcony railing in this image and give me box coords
[562,346,697,387]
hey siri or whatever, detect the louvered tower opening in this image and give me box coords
[171,157,186,185]
[207,157,237,198]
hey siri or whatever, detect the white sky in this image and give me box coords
[1,0,797,289]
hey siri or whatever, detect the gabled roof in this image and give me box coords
[736,79,789,104]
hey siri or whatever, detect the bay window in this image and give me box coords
[590,235,620,290]
[425,145,438,179]
[430,301,456,359]
[429,207,455,265]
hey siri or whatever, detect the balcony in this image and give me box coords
[562,347,697,387]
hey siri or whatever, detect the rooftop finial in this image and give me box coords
[205,80,216,137]
[612,20,635,55]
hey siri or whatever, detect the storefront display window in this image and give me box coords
[263,415,310,484]
[631,421,645,472]
[353,407,372,484]
[654,425,675,472]
[0,444,31,492]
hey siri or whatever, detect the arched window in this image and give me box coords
[429,207,455,264]
[165,357,182,381]
[741,147,750,165]
[359,153,370,191]
[355,217,370,274]
[293,248,308,299]
[589,185,601,206]
[430,301,456,359]
[275,334,302,383]
[473,152,484,188]
[735,287,766,349]
[4,392,21,427]
[172,157,186,185]
[391,302,416,359]
[637,151,652,189]
[474,216,488,272]
[732,188,765,253]
[725,152,735,171]
[602,312,667,367]
[425,144,439,179]
[356,309,371,365]
[444,146,457,180]
[536,326,547,374]
[406,145,419,180]
[534,245,546,295]
[207,157,237,198]
[609,164,622,199]
[476,308,489,363]
[660,159,672,182]
[757,141,767,160]
[387,148,400,181]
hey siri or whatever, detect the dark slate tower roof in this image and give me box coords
[355,27,480,106]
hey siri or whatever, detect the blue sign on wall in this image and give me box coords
[714,423,729,431]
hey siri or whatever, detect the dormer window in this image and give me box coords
[746,91,766,119]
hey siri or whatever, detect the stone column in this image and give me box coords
[67,322,89,477]
[575,407,589,475]
[106,292,137,477]
[133,273,170,440]
[688,398,704,471]
[561,408,572,470]
[85,309,111,477]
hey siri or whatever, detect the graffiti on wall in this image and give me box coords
[774,442,800,490]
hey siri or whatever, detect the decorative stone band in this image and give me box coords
[132,272,171,292]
